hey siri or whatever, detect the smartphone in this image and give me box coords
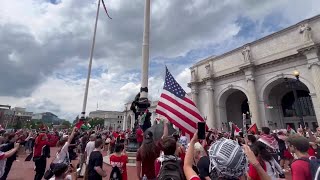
[198,122,206,140]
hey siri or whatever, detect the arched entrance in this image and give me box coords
[218,87,250,130]
[264,78,317,130]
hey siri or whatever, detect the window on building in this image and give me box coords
[282,90,315,117]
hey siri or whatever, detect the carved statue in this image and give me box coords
[299,23,312,42]
[242,46,251,62]
[205,64,211,77]
[191,69,196,82]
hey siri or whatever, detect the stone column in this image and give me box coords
[205,79,216,129]
[190,83,199,106]
[305,48,320,124]
[123,115,126,131]
[130,113,135,129]
[243,66,262,128]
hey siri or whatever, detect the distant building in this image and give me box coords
[12,107,33,121]
[89,110,124,130]
[32,112,60,123]
[0,105,11,126]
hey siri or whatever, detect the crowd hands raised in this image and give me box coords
[0,120,319,180]
[136,119,320,180]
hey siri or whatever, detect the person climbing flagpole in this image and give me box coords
[80,0,111,120]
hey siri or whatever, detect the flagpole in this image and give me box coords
[81,0,101,120]
[139,0,150,101]
[242,113,247,137]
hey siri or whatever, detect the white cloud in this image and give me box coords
[1,0,320,120]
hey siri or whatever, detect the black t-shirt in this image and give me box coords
[197,156,210,180]
[88,150,103,180]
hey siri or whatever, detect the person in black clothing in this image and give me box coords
[0,133,19,180]
[193,142,210,180]
[88,139,107,180]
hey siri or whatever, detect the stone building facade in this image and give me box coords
[89,110,124,130]
[189,15,320,131]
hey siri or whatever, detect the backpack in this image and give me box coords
[295,157,320,180]
[109,166,122,180]
[158,160,185,180]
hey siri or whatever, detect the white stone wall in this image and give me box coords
[190,15,320,130]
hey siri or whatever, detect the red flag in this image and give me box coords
[75,120,84,129]
[247,123,258,134]
[232,123,241,136]
[155,67,205,137]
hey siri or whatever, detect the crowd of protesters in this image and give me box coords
[0,119,320,180]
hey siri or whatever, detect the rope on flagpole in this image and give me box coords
[101,0,112,19]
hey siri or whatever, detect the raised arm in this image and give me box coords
[184,131,199,180]
[162,118,169,139]
[243,145,271,180]
[67,127,77,145]
[3,143,20,159]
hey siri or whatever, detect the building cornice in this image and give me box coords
[191,14,320,69]
[297,43,320,54]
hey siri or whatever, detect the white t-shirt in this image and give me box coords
[85,141,95,164]
[53,142,70,164]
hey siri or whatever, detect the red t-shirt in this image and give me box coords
[120,133,125,139]
[113,132,119,138]
[291,157,312,180]
[308,147,316,156]
[248,162,266,180]
[136,142,161,179]
[189,176,200,180]
[109,154,128,180]
[136,129,143,143]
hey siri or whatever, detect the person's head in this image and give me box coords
[90,134,96,141]
[95,138,103,149]
[53,163,69,178]
[114,143,124,153]
[161,136,177,155]
[3,133,10,141]
[316,127,320,136]
[193,142,206,161]
[287,135,310,154]
[247,134,256,145]
[208,138,248,179]
[251,141,273,162]
[57,138,67,148]
[261,127,270,135]
[143,131,153,144]
[140,131,158,160]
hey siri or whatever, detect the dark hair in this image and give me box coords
[53,163,68,177]
[95,138,103,148]
[247,134,257,144]
[251,141,273,162]
[287,135,310,153]
[56,139,67,147]
[115,143,124,153]
[261,127,270,135]
[81,134,89,144]
[161,137,177,155]
[140,131,158,160]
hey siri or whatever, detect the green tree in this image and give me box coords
[62,120,71,128]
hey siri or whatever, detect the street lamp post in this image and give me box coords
[285,70,305,129]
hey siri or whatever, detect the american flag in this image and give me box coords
[155,67,205,136]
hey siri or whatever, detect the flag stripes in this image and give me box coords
[155,67,204,136]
